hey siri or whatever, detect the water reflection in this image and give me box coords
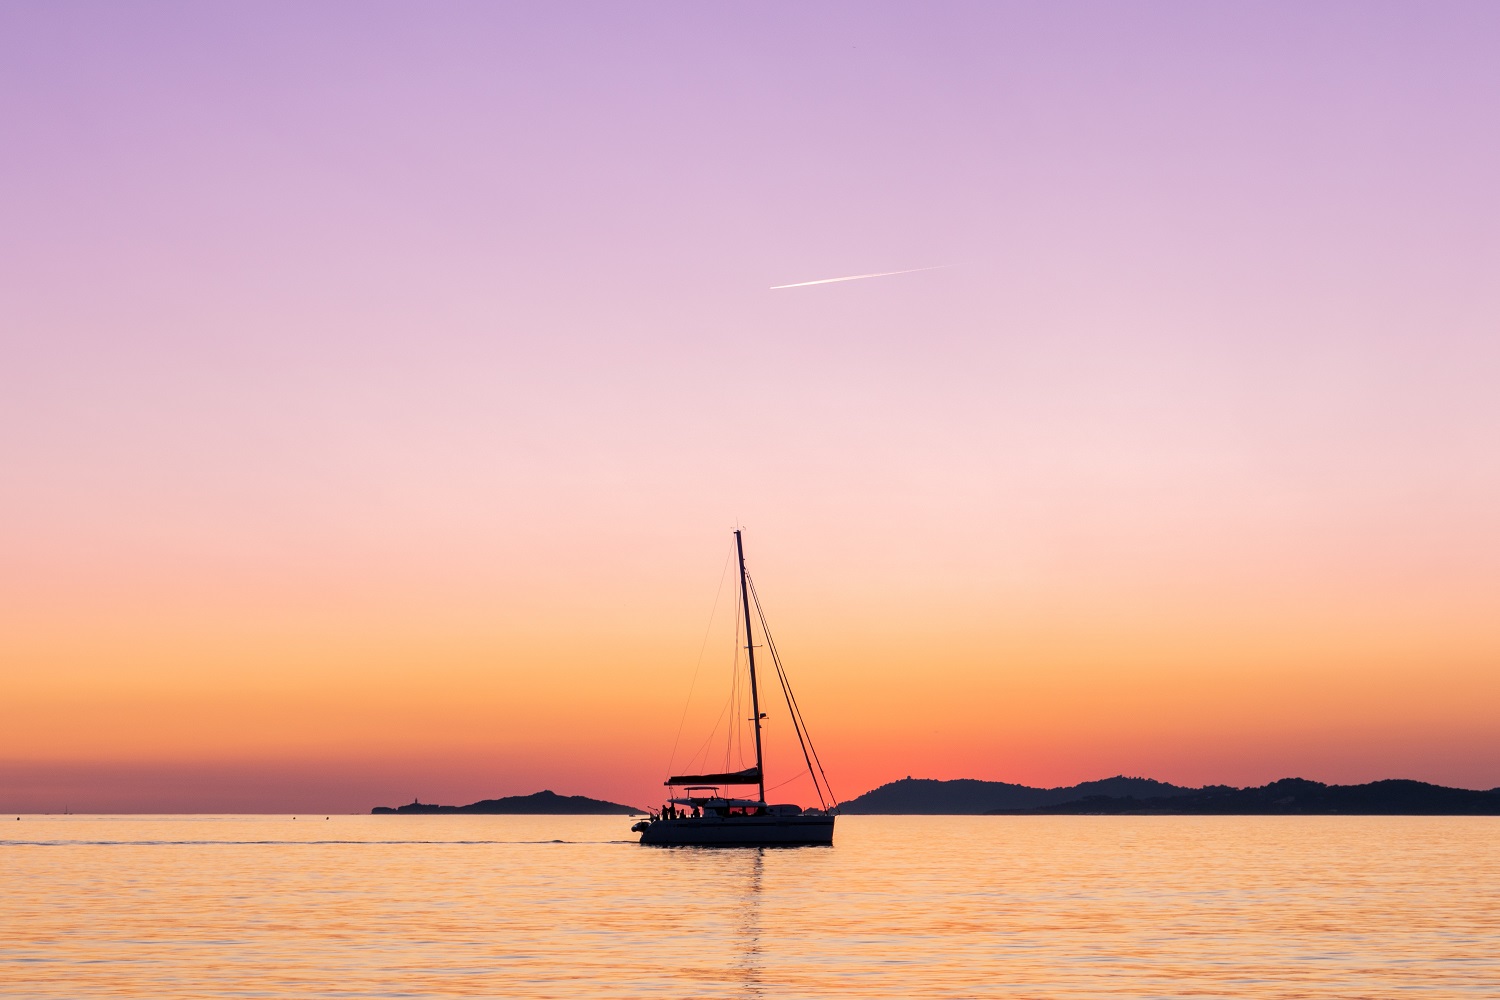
[3,815,1497,998]
[736,848,765,997]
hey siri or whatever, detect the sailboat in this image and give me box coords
[634,530,838,847]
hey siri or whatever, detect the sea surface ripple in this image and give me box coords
[3,814,1496,998]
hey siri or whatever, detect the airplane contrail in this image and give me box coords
[769,264,951,290]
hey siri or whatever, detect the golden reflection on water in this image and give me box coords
[3,815,1497,998]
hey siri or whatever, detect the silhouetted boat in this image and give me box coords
[634,530,837,847]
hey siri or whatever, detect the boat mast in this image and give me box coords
[735,529,767,805]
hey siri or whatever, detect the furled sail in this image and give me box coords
[663,767,762,787]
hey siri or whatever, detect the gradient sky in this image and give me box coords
[3,2,1498,812]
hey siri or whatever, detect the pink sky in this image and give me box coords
[3,2,1498,812]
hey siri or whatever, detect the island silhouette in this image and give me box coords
[372,789,644,815]
[840,775,1194,813]
[371,777,1500,817]
[838,776,1500,815]
[1009,777,1500,815]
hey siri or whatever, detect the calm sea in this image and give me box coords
[3,815,1496,998]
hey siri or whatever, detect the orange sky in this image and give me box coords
[5,518,1497,811]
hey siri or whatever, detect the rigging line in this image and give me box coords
[782,655,838,808]
[690,585,743,775]
[729,584,738,770]
[768,642,819,806]
[764,769,808,793]
[726,579,745,772]
[778,669,827,810]
[746,575,809,773]
[763,619,837,805]
[747,575,835,809]
[686,681,736,774]
[748,575,838,807]
[666,546,737,775]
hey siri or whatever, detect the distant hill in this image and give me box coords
[1021,777,1500,815]
[372,790,644,815]
[840,776,1195,814]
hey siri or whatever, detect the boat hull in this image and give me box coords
[638,814,835,847]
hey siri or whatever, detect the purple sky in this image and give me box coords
[4,3,1499,810]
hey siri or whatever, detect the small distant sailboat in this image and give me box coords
[634,530,837,847]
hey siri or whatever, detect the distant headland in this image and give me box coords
[840,776,1500,815]
[372,790,644,815]
[840,775,1194,814]
[370,777,1500,817]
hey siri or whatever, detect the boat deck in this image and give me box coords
[637,813,835,846]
